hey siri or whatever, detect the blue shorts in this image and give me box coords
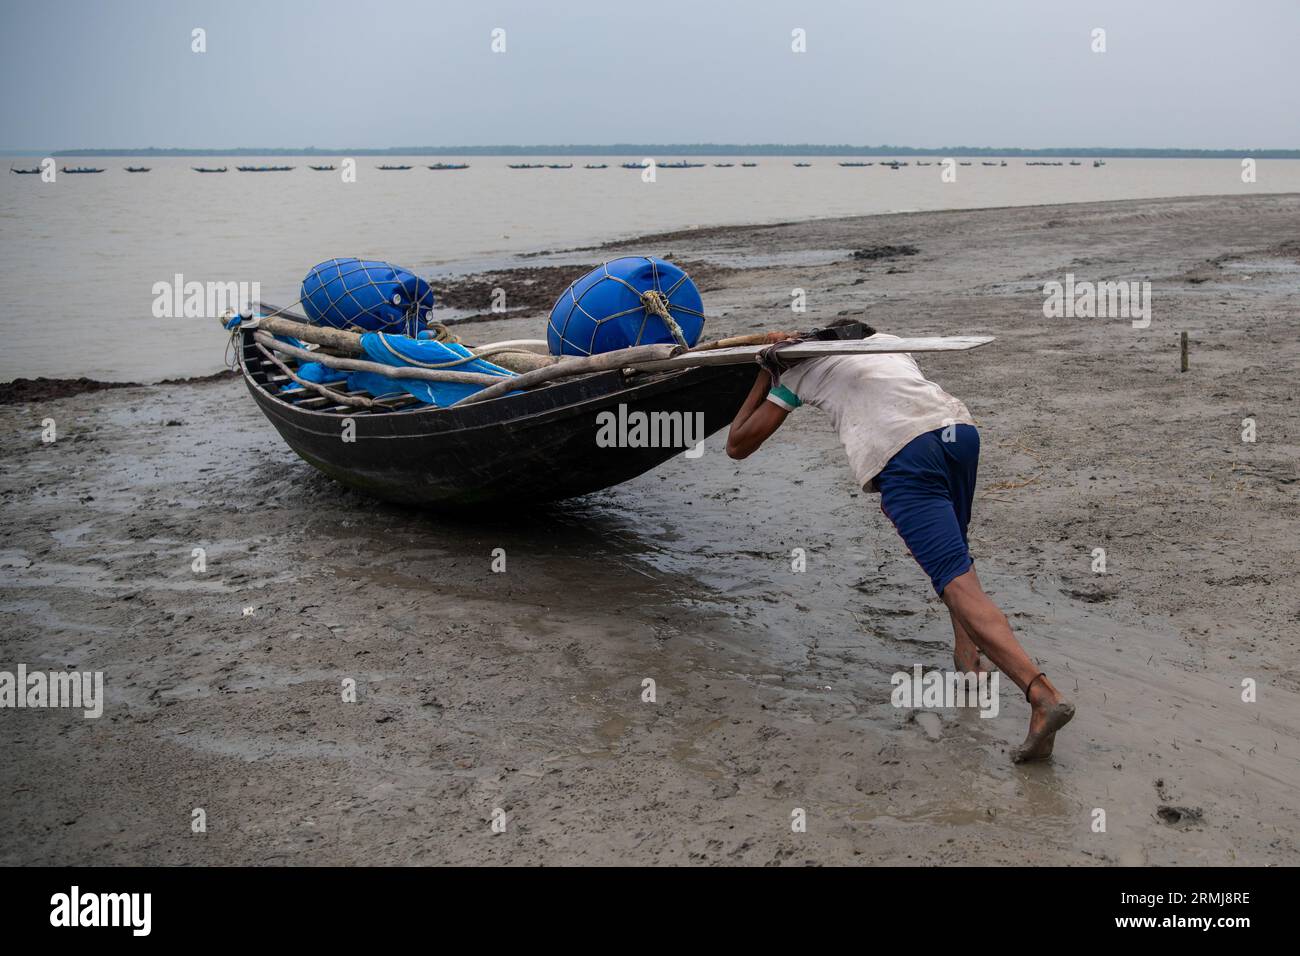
[875,424,979,596]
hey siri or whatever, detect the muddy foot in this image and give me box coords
[1011,701,1076,763]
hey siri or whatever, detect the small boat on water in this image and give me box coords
[583,163,608,169]
[428,163,470,170]
[981,161,998,166]
[1093,159,1106,167]
[713,163,734,167]
[660,161,705,169]
[545,163,573,169]
[793,162,812,167]
[193,166,228,173]
[124,166,151,172]
[621,162,650,169]
[229,312,877,507]
[236,165,294,172]
[741,162,758,167]
[308,164,336,171]
[915,161,932,166]
[958,161,972,166]
[376,164,413,171]
[508,163,545,169]
[838,162,872,167]
[1069,160,1082,166]
[60,166,105,174]
[9,166,41,175]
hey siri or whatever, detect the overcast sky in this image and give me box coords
[2,0,1296,150]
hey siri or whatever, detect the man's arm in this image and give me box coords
[726,368,791,459]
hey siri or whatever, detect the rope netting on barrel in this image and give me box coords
[546,257,705,357]
[299,257,436,335]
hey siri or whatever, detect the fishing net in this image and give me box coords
[546,257,704,357]
[300,258,435,335]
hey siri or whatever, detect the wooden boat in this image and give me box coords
[232,316,877,508]
[660,161,704,168]
[60,166,105,174]
[376,164,413,171]
[545,163,573,169]
[124,166,151,172]
[193,166,227,173]
[236,165,294,172]
[308,164,336,171]
[713,163,734,167]
[508,163,544,169]
[9,166,41,174]
[740,162,758,167]
[793,162,812,167]
[583,163,608,169]
[838,162,872,167]
[428,163,470,170]
[620,162,649,169]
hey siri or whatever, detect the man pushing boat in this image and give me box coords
[725,326,1075,762]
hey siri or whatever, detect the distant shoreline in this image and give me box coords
[6,145,1300,159]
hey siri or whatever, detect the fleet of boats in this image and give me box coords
[7,158,1116,178]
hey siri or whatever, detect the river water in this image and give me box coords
[2,155,1297,381]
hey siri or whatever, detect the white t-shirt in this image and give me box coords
[765,334,975,491]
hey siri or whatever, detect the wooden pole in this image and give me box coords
[253,332,508,387]
[254,342,375,409]
[450,344,681,407]
[1180,331,1189,373]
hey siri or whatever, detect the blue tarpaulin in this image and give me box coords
[289,331,516,408]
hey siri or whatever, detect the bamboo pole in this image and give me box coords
[450,344,681,407]
[253,332,508,387]
[254,342,375,409]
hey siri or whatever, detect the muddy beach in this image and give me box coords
[2,193,1298,866]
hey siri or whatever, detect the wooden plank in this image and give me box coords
[632,336,994,372]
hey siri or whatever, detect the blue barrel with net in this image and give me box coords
[300,258,435,334]
[547,257,705,357]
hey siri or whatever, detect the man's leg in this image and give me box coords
[950,613,983,674]
[941,566,1074,761]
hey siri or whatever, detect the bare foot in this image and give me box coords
[1011,677,1075,763]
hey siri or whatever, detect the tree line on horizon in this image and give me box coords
[31,144,1300,159]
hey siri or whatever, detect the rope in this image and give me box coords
[640,288,689,348]
[756,338,804,389]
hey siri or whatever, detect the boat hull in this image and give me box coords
[240,331,756,507]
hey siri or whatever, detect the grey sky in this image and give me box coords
[2,0,1296,150]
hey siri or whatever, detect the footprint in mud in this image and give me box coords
[1156,805,1204,827]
